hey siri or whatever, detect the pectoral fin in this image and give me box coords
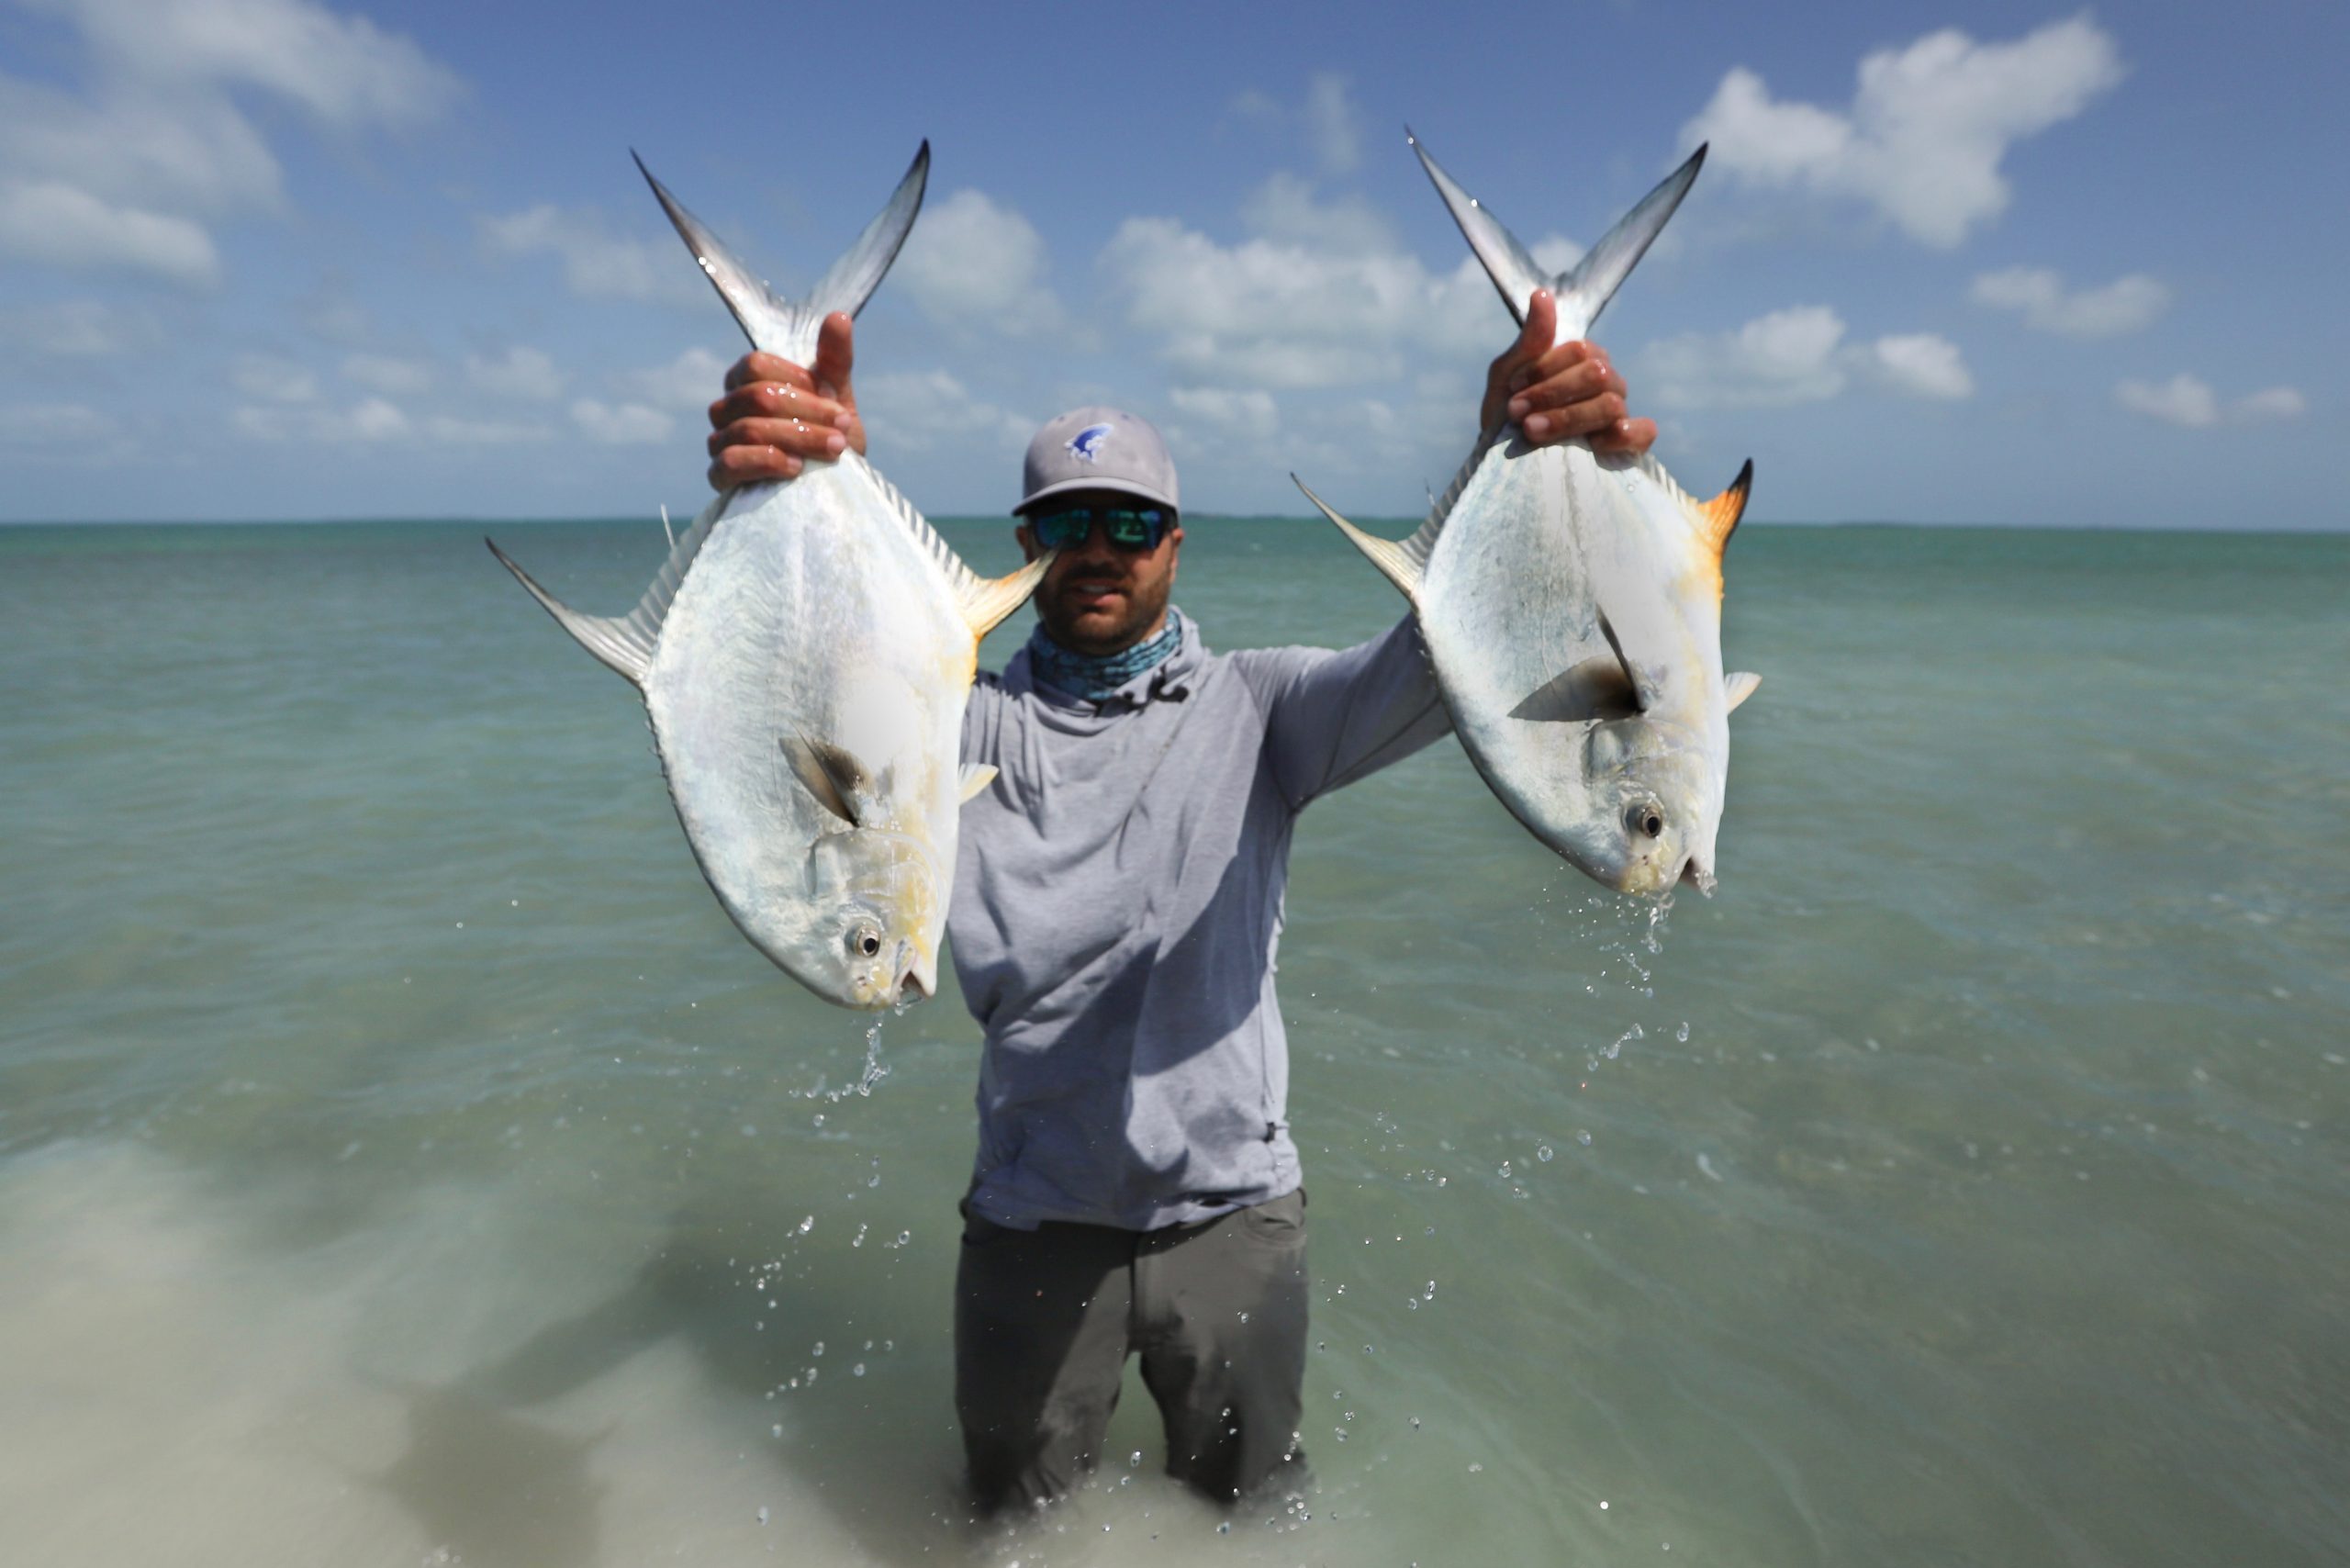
[957,763,998,802]
[1725,671,1761,712]
[1595,608,1662,713]
[1509,656,1642,722]
[782,732,872,826]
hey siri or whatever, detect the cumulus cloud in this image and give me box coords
[1645,308,1975,407]
[893,189,1067,337]
[229,352,319,403]
[233,395,408,442]
[2115,375,2305,429]
[571,398,673,445]
[620,347,732,411]
[0,402,112,445]
[465,345,564,402]
[1971,265,2169,336]
[341,353,434,396]
[1865,333,1975,399]
[0,298,156,356]
[0,0,460,286]
[478,205,704,304]
[1304,73,1361,175]
[856,369,1032,454]
[1169,386,1281,432]
[1684,17,2123,247]
[0,180,219,286]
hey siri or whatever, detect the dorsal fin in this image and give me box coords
[634,142,928,363]
[487,494,723,688]
[1294,421,1505,601]
[841,449,1054,641]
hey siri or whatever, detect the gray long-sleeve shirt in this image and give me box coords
[953,611,1450,1231]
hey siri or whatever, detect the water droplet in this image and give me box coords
[1497,1161,1512,1178]
[852,1363,866,1377]
[771,1423,782,1438]
[755,1506,769,1525]
[1576,1129,1593,1147]
[1537,1145,1554,1162]
[1675,1021,1690,1042]
[1130,1450,1143,1468]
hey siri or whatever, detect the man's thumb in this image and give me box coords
[812,311,856,403]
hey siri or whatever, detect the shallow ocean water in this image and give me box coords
[1,517,2344,1567]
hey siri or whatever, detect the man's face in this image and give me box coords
[1017,488,1184,656]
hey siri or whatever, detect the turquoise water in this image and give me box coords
[1,518,2344,1567]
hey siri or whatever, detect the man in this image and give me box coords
[704,293,1652,1512]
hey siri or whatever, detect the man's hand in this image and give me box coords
[705,311,864,492]
[1480,289,1655,457]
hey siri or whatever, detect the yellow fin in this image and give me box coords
[957,553,1055,642]
[1692,459,1753,561]
[957,763,998,802]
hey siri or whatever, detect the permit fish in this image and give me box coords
[487,145,1048,1008]
[1296,134,1760,897]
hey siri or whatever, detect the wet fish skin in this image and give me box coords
[487,145,1046,1007]
[1299,134,1758,897]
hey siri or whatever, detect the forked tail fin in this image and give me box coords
[1407,129,1703,343]
[632,142,929,363]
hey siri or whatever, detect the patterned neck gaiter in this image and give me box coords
[1024,608,1186,701]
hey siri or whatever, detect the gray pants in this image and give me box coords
[954,1188,1310,1512]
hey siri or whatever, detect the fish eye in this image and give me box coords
[1627,802,1666,840]
[848,925,882,958]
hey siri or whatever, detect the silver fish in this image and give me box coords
[1298,134,1760,897]
[488,145,1048,1007]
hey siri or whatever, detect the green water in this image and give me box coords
[1,519,2344,1567]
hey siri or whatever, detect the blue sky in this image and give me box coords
[0,0,2339,527]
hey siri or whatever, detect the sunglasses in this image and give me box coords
[1027,504,1174,552]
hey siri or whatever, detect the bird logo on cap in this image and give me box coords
[1066,423,1113,463]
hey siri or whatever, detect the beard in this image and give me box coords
[1033,556,1174,655]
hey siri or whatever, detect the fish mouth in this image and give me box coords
[891,938,932,1007]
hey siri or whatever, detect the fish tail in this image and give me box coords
[1408,129,1704,342]
[632,142,929,362]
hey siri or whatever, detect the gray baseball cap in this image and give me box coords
[1016,407,1180,515]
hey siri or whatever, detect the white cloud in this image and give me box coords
[571,398,673,445]
[1238,172,1397,253]
[892,189,1065,336]
[418,414,554,446]
[1646,308,1974,407]
[0,0,460,286]
[1684,17,2124,247]
[620,346,732,411]
[1971,265,2169,336]
[230,353,318,403]
[465,345,563,402]
[479,205,703,304]
[1646,306,1850,409]
[233,395,408,442]
[1102,214,1498,391]
[0,402,111,445]
[0,181,219,286]
[2115,373,2218,428]
[341,353,433,396]
[2235,387,2308,420]
[1866,333,1975,400]
[1168,386,1281,433]
[50,0,459,129]
[0,298,154,356]
[2116,375,2306,429]
[1304,73,1360,175]
[857,370,1031,454]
